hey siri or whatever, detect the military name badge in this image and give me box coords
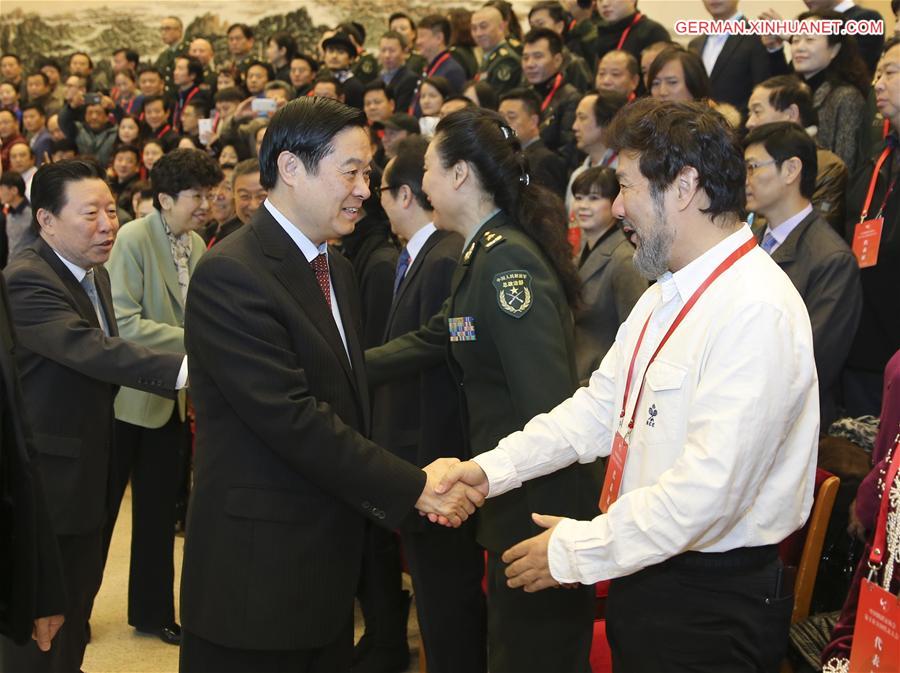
[492,270,533,318]
[448,316,477,342]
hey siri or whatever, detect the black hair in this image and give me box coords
[465,80,499,111]
[7,140,32,158]
[26,71,50,87]
[523,28,563,56]
[448,9,477,48]
[590,90,630,127]
[313,75,345,97]
[113,48,140,69]
[389,12,416,32]
[150,148,224,210]
[184,101,210,118]
[246,60,274,81]
[214,87,245,104]
[601,49,640,78]
[364,79,396,102]
[117,114,146,144]
[142,94,170,112]
[435,107,579,306]
[136,65,164,79]
[420,76,452,101]
[572,166,620,200]
[885,36,900,54]
[499,87,542,118]
[291,53,319,72]
[756,75,818,128]
[743,121,818,200]
[36,58,61,73]
[113,143,141,162]
[176,56,205,85]
[795,10,871,95]
[227,23,254,40]
[258,96,366,189]
[892,0,899,16]
[384,135,431,210]
[269,31,298,63]
[30,159,106,230]
[21,102,46,117]
[606,98,746,223]
[69,51,93,70]
[381,30,409,51]
[233,158,261,181]
[0,170,26,198]
[115,69,137,83]
[529,1,566,26]
[1,53,21,64]
[647,46,711,101]
[50,138,77,154]
[443,95,476,110]
[418,15,452,45]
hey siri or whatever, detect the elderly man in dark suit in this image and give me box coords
[1,159,187,673]
[0,273,65,656]
[745,122,861,427]
[179,96,483,673]
[363,137,486,673]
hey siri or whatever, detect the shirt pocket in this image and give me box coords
[642,360,688,445]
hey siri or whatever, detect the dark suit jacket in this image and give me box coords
[180,208,426,651]
[0,274,65,645]
[756,208,861,427]
[386,66,420,114]
[841,6,885,77]
[3,239,182,536]
[524,138,568,198]
[371,229,464,467]
[689,25,777,113]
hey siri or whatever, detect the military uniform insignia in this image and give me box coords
[463,241,478,264]
[448,316,477,342]
[492,270,533,318]
[496,64,512,82]
[482,231,505,250]
[499,48,509,57]
[361,58,375,74]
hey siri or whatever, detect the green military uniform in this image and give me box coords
[367,210,595,673]
[406,52,428,76]
[565,18,599,71]
[154,40,188,94]
[476,41,522,98]
[352,52,379,85]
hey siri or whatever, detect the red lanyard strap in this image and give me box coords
[617,12,642,50]
[619,237,757,432]
[870,432,900,568]
[540,73,563,113]
[860,146,894,222]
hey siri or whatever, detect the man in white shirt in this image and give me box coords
[436,98,820,672]
[744,121,860,428]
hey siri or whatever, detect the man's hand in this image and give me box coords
[32,615,65,652]
[501,513,565,592]
[415,458,486,527]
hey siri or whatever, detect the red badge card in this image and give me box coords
[848,579,900,672]
[599,433,628,513]
[852,218,884,269]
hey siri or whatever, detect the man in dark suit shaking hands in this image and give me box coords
[179,96,483,673]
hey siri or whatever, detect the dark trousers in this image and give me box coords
[356,523,408,647]
[179,621,353,673]
[605,550,793,673]
[842,367,884,417]
[104,411,189,629]
[485,551,594,673]
[1,530,103,673]
[402,522,487,673]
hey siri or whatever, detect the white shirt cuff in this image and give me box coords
[472,449,522,498]
[548,517,584,583]
[176,356,189,389]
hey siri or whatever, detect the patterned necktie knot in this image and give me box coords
[311,253,331,307]
[761,231,778,254]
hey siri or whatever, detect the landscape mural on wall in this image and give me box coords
[0,0,500,73]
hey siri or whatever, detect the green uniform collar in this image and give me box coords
[463,208,502,250]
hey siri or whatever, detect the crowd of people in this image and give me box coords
[1,0,899,672]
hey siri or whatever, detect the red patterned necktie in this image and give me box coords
[310,253,331,308]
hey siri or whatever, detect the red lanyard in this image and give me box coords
[568,18,577,32]
[155,124,171,138]
[617,12,642,50]
[618,237,757,434]
[859,145,895,222]
[870,433,900,568]
[540,73,564,113]
[408,52,454,114]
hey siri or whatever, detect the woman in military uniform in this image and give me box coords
[366,108,596,673]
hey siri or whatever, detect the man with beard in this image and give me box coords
[436,98,819,672]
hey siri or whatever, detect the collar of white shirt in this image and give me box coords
[764,203,814,250]
[833,0,855,12]
[263,198,328,262]
[52,247,89,283]
[405,222,436,265]
[664,223,755,304]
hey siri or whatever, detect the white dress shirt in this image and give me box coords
[474,224,819,584]
[52,247,189,388]
[404,222,436,269]
[833,0,855,12]
[762,203,813,254]
[263,199,350,360]
[702,13,742,75]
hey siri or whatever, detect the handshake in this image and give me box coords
[414,458,490,527]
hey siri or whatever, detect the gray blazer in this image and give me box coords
[757,208,862,427]
[573,228,647,382]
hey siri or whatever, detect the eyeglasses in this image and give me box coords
[745,159,777,176]
[371,184,401,199]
